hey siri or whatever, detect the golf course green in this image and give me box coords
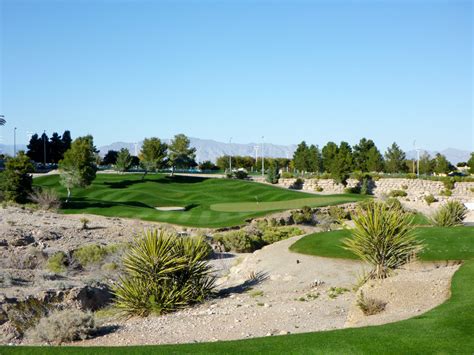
[34,174,367,228]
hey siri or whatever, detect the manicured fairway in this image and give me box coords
[2,227,474,353]
[34,174,366,228]
[289,226,474,261]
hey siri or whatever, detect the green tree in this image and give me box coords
[59,136,97,202]
[26,133,43,163]
[139,137,168,179]
[433,153,451,175]
[168,134,197,175]
[308,144,323,173]
[1,151,34,203]
[384,142,408,173]
[418,152,434,175]
[199,160,219,171]
[353,138,383,172]
[293,141,310,173]
[331,141,353,184]
[115,148,133,173]
[322,142,338,173]
[266,161,280,184]
[102,150,119,165]
[467,153,474,174]
[49,132,63,164]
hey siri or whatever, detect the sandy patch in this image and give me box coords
[155,206,186,211]
[345,261,460,328]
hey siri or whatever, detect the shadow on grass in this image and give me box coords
[63,198,153,210]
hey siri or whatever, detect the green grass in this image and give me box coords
[2,227,474,353]
[289,226,474,261]
[34,174,366,228]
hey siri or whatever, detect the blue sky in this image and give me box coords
[0,0,472,152]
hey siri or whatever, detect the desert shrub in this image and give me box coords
[314,185,323,192]
[431,201,467,227]
[291,206,314,225]
[46,252,67,273]
[281,172,294,179]
[470,187,474,193]
[401,184,408,190]
[328,206,350,221]
[1,152,34,203]
[424,194,438,205]
[343,200,422,279]
[384,198,403,211]
[289,178,304,190]
[27,309,95,345]
[213,230,264,253]
[443,178,455,190]
[80,217,90,230]
[261,226,303,244]
[357,291,386,315]
[344,186,360,194]
[440,189,452,197]
[29,188,61,210]
[113,230,215,317]
[73,244,108,267]
[388,190,408,198]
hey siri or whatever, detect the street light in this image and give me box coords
[43,130,47,165]
[261,136,265,177]
[229,137,232,173]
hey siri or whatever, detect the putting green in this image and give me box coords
[210,195,366,212]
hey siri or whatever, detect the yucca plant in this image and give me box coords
[113,230,215,317]
[343,200,422,279]
[431,201,467,227]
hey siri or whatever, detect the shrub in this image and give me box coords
[281,172,294,179]
[80,217,90,230]
[46,252,67,273]
[27,309,95,345]
[233,170,248,180]
[440,189,452,197]
[261,226,303,244]
[443,179,455,190]
[73,244,108,267]
[29,188,61,210]
[357,291,386,316]
[314,185,323,192]
[213,230,263,253]
[343,200,422,279]
[384,198,403,211]
[431,201,467,227]
[388,190,408,198]
[289,178,304,190]
[113,230,215,317]
[266,162,280,184]
[291,206,314,225]
[401,184,408,190]
[360,178,372,195]
[1,152,34,203]
[424,194,438,205]
[328,206,350,221]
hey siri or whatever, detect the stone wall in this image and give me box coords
[260,177,474,203]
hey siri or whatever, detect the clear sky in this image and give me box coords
[0,0,472,152]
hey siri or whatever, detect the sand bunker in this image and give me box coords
[155,206,186,211]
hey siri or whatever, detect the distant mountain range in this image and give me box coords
[98,138,472,165]
[0,140,470,165]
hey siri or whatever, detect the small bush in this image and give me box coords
[432,201,467,227]
[443,179,455,190]
[233,170,248,180]
[27,309,95,345]
[328,206,350,221]
[424,194,438,205]
[401,184,408,190]
[281,172,294,179]
[113,230,215,317]
[73,244,108,267]
[80,217,90,230]
[214,230,263,253]
[343,200,422,279]
[357,291,386,316]
[289,178,304,190]
[291,206,314,225]
[46,252,67,273]
[385,198,403,211]
[440,189,452,197]
[389,190,408,198]
[29,188,61,210]
[314,185,324,192]
[261,226,303,244]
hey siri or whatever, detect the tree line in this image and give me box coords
[26,130,72,164]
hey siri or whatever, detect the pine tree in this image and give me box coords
[322,142,338,173]
[384,142,407,173]
[308,144,323,173]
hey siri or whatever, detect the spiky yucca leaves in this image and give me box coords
[113,230,215,317]
[431,201,467,227]
[343,200,422,279]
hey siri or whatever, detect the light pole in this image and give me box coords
[229,137,232,173]
[13,127,17,157]
[261,136,265,177]
[43,130,47,165]
[254,145,259,172]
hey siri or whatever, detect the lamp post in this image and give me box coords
[229,137,232,173]
[14,127,17,157]
[261,136,265,177]
[43,130,47,165]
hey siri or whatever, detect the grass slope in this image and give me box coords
[34,174,366,228]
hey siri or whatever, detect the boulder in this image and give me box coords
[66,283,112,311]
